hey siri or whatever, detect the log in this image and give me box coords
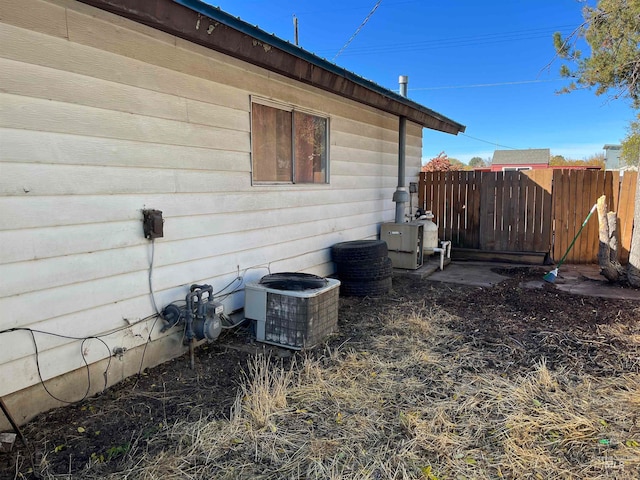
[607,212,619,263]
[597,196,626,282]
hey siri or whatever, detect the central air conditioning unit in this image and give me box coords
[244,273,340,350]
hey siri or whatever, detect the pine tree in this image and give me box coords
[555,0,640,286]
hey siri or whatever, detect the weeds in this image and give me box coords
[25,303,640,479]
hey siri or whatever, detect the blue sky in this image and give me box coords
[208,0,635,164]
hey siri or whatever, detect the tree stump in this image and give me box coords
[597,195,626,282]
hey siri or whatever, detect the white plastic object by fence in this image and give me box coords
[432,240,452,270]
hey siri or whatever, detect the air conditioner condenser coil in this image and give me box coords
[245,274,340,350]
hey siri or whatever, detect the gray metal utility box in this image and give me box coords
[381,222,424,270]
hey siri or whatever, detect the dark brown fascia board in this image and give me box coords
[76,0,465,135]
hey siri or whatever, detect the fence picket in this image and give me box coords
[468,171,481,248]
[618,172,638,264]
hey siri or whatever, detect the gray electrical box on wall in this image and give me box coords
[381,222,424,270]
[142,209,164,239]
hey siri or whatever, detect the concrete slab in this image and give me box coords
[543,264,640,300]
[393,259,511,287]
[399,260,640,300]
[422,261,512,287]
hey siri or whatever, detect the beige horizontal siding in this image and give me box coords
[0,163,253,196]
[0,23,250,111]
[0,129,250,172]
[0,57,251,131]
[0,188,392,231]
[0,203,393,324]
[0,0,68,38]
[1,201,390,289]
[0,94,250,152]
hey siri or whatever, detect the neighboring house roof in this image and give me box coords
[492,149,550,166]
[603,144,621,150]
[78,0,465,135]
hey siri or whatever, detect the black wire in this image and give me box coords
[0,313,159,340]
[0,317,159,398]
[333,0,382,61]
[0,319,165,404]
[148,238,161,316]
[24,329,112,404]
[212,276,242,297]
[214,287,245,302]
[211,265,271,301]
[460,132,519,150]
[134,237,164,381]
[135,315,161,380]
[0,326,113,474]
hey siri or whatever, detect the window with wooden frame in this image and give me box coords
[251,99,329,184]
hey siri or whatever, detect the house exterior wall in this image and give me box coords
[0,0,422,426]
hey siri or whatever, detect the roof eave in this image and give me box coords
[76,0,465,135]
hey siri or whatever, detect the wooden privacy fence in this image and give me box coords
[419,169,637,264]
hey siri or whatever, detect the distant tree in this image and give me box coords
[621,115,640,167]
[549,155,567,166]
[421,152,462,172]
[469,156,487,168]
[549,154,603,168]
[553,0,640,286]
[583,153,606,168]
[449,157,465,169]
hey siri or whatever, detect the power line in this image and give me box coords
[408,78,563,91]
[460,133,519,150]
[320,24,575,58]
[333,0,382,61]
[295,0,419,16]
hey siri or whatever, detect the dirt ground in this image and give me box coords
[1,266,639,479]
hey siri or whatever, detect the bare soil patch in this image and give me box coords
[1,266,639,479]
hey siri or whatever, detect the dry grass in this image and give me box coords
[39,306,640,479]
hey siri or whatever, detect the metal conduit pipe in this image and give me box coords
[393,75,409,223]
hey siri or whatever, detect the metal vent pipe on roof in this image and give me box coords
[393,75,409,223]
[399,75,408,97]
